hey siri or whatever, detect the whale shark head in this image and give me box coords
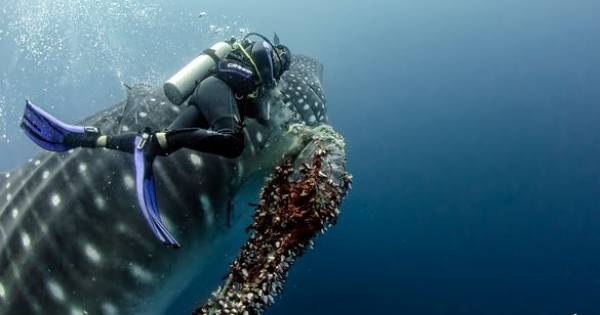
[0,55,330,315]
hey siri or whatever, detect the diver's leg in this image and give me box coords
[167,104,209,129]
[104,77,244,158]
[21,100,207,154]
[92,104,207,154]
[23,76,244,158]
[147,76,245,158]
[161,127,244,158]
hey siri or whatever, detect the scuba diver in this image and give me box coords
[20,32,292,248]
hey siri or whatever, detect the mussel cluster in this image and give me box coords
[195,147,351,315]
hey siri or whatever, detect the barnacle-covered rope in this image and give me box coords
[194,126,351,315]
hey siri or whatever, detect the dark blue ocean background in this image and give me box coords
[2,0,600,314]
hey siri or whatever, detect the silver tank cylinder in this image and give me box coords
[164,41,234,105]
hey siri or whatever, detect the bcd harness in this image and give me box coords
[203,38,263,99]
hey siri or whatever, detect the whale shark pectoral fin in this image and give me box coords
[134,136,181,249]
[20,100,87,152]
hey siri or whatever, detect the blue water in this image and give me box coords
[2,1,600,314]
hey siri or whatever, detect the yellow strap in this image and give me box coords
[233,42,262,84]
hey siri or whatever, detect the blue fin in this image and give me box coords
[134,135,181,248]
[20,100,86,152]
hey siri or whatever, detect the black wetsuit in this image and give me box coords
[98,38,283,158]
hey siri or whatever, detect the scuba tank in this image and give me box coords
[163,41,234,105]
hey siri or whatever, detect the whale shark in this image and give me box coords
[0,55,349,315]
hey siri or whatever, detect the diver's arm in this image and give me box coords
[251,39,277,89]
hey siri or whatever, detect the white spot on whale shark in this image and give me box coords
[101,302,118,315]
[21,232,31,249]
[129,263,154,283]
[47,281,65,302]
[94,196,106,210]
[84,243,102,264]
[116,222,129,233]
[51,194,61,207]
[70,306,87,315]
[0,281,5,301]
[189,153,203,168]
[78,163,87,173]
[42,170,50,179]
[123,175,134,190]
[11,208,18,219]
